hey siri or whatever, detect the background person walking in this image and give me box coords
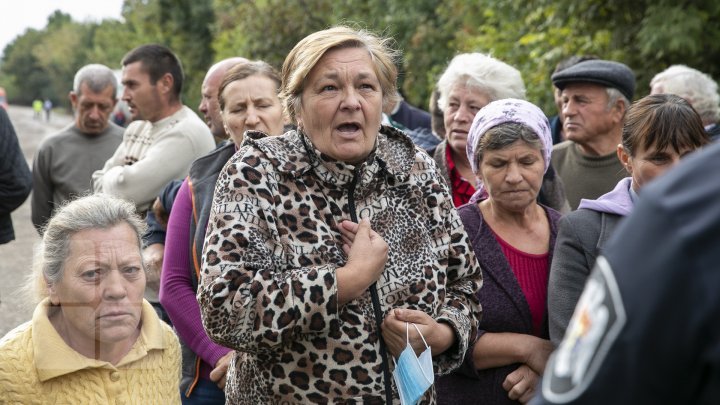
[42,98,53,122]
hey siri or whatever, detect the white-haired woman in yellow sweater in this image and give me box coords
[0,194,180,403]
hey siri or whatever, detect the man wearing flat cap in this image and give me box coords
[550,59,635,209]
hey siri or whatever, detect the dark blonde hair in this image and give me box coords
[622,94,709,156]
[280,25,400,124]
[218,61,282,111]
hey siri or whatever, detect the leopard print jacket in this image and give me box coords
[198,126,482,404]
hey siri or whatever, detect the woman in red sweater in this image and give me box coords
[436,99,560,404]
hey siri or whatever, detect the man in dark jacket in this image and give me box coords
[534,141,720,404]
[0,108,32,244]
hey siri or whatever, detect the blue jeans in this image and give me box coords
[181,379,226,405]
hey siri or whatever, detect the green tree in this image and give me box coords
[212,0,451,110]
[157,0,215,110]
[87,19,141,69]
[33,17,94,109]
[213,0,331,70]
[0,29,50,106]
[3,0,719,118]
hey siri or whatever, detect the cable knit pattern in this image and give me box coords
[91,105,215,212]
[0,299,181,404]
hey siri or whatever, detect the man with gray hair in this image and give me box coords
[650,64,720,140]
[550,59,635,210]
[31,63,124,233]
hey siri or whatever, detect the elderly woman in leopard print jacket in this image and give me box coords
[198,26,482,404]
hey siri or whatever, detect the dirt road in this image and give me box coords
[0,105,73,336]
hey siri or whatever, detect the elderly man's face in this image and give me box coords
[49,223,145,350]
[70,82,116,135]
[561,83,623,149]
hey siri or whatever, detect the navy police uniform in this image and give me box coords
[535,141,720,404]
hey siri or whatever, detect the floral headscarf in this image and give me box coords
[466,98,552,201]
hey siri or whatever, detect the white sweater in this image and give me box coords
[92,106,214,212]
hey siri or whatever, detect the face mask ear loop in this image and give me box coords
[393,322,412,366]
[411,323,430,350]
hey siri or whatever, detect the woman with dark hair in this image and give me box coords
[548,93,710,344]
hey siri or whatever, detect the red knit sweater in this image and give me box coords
[493,230,549,336]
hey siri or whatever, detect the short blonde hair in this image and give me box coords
[280,26,400,124]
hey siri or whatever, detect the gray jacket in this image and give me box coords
[547,209,623,344]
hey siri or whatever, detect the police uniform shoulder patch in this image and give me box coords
[542,255,627,403]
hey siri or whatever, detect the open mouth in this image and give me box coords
[337,123,361,133]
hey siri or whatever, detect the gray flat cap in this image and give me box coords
[552,59,636,101]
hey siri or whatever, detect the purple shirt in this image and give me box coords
[159,179,232,380]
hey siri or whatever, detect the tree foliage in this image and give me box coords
[1,0,718,116]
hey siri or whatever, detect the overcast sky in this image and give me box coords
[0,0,125,58]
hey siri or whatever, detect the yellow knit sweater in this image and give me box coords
[0,298,181,404]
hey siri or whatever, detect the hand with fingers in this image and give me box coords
[209,351,234,389]
[142,243,164,291]
[382,308,456,358]
[336,218,388,305]
[503,364,539,403]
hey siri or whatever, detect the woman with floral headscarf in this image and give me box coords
[436,99,561,404]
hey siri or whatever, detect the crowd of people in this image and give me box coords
[1,25,719,404]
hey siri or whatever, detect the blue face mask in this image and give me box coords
[392,322,434,405]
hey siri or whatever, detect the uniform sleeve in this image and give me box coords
[431,182,483,375]
[198,152,339,353]
[93,131,207,209]
[547,214,595,345]
[537,186,720,404]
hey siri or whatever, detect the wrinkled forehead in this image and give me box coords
[560,82,609,97]
[66,226,142,263]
